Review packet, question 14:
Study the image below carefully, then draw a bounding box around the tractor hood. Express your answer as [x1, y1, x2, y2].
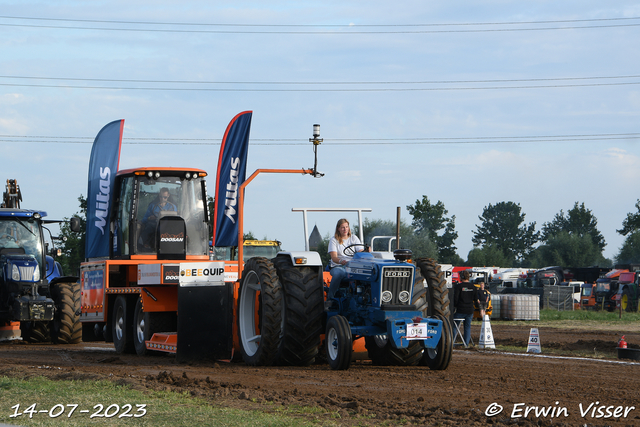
[1, 253, 40, 283]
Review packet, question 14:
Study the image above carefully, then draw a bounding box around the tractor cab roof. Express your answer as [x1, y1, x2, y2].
[0, 208, 47, 219]
[117, 167, 208, 178]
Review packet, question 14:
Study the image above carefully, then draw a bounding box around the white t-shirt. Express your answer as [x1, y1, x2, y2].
[328, 234, 362, 267]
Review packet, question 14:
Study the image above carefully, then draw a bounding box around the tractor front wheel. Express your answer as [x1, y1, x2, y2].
[237, 257, 283, 366]
[20, 321, 50, 343]
[420, 314, 453, 370]
[325, 315, 352, 370]
[51, 282, 82, 344]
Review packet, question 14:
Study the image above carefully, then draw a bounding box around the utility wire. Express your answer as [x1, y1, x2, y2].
[1, 14, 640, 33]
[0, 133, 637, 146]
[1, 15, 640, 27]
[1, 74, 639, 85]
[1, 22, 639, 34]
[1, 81, 639, 92]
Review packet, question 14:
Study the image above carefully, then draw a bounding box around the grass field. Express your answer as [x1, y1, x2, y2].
[0, 376, 330, 427]
[492, 308, 640, 332]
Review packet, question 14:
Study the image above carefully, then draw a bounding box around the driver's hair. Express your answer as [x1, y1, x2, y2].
[334, 218, 351, 244]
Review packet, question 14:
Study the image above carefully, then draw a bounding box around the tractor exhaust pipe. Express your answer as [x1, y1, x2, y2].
[396, 207, 401, 250]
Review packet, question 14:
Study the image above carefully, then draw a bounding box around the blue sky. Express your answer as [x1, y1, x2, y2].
[1, 1, 640, 262]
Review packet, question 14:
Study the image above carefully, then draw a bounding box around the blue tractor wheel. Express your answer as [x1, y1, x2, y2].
[420, 314, 453, 370]
[326, 315, 352, 370]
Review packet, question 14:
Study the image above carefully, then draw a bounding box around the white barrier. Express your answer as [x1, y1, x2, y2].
[527, 327, 541, 353]
[478, 315, 495, 349]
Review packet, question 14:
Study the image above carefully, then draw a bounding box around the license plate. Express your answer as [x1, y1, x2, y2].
[405, 323, 429, 340]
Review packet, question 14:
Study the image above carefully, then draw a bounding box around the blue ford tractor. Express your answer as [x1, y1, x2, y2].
[0, 208, 81, 343]
[324, 245, 453, 370]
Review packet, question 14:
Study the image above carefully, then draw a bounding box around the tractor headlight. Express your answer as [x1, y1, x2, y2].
[398, 291, 410, 304]
[381, 290, 392, 303]
[11, 264, 20, 281]
[33, 266, 40, 282]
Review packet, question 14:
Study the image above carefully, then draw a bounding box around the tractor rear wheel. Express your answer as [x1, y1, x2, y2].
[237, 257, 283, 366]
[419, 314, 453, 370]
[414, 258, 453, 369]
[51, 282, 82, 344]
[113, 295, 135, 354]
[364, 335, 423, 366]
[326, 315, 352, 370]
[414, 258, 451, 318]
[272, 254, 324, 366]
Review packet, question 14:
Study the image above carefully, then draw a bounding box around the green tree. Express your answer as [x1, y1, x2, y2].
[466, 244, 511, 267]
[315, 234, 331, 266]
[57, 195, 86, 276]
[617, 230, 640, 264]
[406, 196, 459, 263]
[618, 199, 640, 236]
[472, 201, 539, 264]
[529, 231, 609, 268]
[542, 202, 605, 251]
[356, 218, 438, 260]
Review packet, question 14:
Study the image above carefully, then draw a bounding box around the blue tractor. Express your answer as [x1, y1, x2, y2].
[324, 246, 453, 370]
[0, 208, 81, 343]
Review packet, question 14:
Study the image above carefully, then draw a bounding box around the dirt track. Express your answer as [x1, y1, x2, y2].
[1, 321, 640, 426]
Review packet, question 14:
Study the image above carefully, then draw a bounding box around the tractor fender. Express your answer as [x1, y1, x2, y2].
[277, 251, 323, 267]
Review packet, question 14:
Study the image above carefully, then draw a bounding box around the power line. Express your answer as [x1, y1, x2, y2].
[2, 15, 640, 28]
[2, 74, 639, 85]
[2, 81, 639, 92]
[1, 15, 640, 34]
[0, 132, 637, 146]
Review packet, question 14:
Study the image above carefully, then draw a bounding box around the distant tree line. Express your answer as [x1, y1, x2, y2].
[55, 195, 640, 275]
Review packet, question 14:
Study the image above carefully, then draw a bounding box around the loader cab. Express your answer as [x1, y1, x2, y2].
[111, 168, 210, 260]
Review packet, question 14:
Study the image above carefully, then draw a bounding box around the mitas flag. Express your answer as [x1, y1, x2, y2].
[212, 111, 252, 247]
[85, 119, 124, 259]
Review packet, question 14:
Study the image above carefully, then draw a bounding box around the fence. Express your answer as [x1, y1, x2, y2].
[543, 285, 574, 311]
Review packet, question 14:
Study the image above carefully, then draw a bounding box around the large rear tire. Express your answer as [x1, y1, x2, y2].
[272, 254, 324, 366]
[326, 315, 352, 370]
[112, 295, 135, 354]
[51, 282, 82, 344]
[237, 257, 283, 366]
[414, 258, 453, 369]
[414, 258, 451, 318]
[419, 314, 453, 370]
[364, 334, 423, 366]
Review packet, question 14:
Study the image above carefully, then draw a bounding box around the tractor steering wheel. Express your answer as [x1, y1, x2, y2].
[343, 243, 367, 257]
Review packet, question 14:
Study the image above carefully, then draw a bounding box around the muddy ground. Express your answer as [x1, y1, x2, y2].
[1, 321, 640, 426]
